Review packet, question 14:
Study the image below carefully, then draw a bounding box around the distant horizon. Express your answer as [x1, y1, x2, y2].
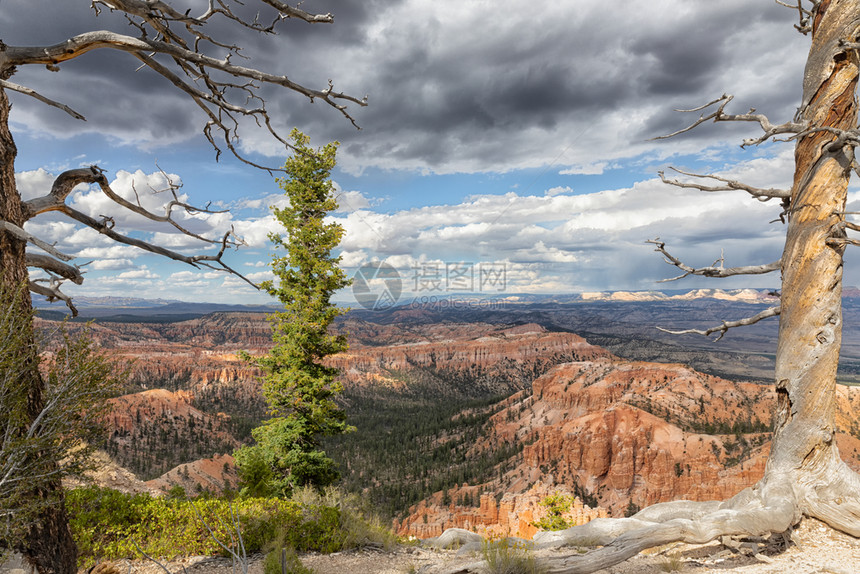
[32, 285, 802, 313]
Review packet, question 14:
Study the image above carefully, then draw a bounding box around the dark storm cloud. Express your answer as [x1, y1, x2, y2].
[318, 0, 805, 173]
[3, 0, 810, 174]
[1, 0, 385, 148]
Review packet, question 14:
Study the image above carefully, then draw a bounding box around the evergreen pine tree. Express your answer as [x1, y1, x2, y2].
[235, 129, 352, 497]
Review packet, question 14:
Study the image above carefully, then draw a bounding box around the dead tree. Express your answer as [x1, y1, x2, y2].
[0, 2, 364, 573]
[429, 1, 860, 572]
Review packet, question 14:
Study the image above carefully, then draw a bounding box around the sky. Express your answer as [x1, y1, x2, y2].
[5, 0, 856, 308]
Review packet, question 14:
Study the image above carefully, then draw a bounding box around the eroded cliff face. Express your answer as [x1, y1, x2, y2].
[146, 453, 238, 496]
[91, 318, 608, 482]
[504, 360, 773, 512]
[106, 389, 240, 479]
[396, 483, 607, 540]
[332, 323, 612, 396]
[396, 359, 860, 537]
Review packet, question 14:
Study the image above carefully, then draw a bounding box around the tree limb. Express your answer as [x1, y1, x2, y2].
[0, 0, 367, 170]
[25, 254, 83, 285]
[0, 221, 73, 261]
[647, 239, 782, 282]
[0, 80, 85, 121]
[651, 94, 807, 147]
[658, 167, 791, 200]
[775, 0, 820, 34]
[57, 203, 255, 285]
[27, 280, 77, 317]
[24, 167, 105, 218]
[17, 165, 258, 305]
[656, 305, 781, 341]
[0, 27, 367, 139]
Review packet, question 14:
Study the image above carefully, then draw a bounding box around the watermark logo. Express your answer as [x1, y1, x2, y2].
[352, 261, 508, 311]
[412, 262, 507, 293]
[352, 262, 402, 310]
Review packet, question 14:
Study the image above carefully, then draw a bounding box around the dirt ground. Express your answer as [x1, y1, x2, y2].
[2, 518, 858, 574]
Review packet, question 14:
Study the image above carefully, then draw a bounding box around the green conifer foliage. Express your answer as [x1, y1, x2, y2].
[236, 129, 352, 497]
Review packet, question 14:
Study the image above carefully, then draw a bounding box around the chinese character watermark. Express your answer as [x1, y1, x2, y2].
[352, 261, 507, 311]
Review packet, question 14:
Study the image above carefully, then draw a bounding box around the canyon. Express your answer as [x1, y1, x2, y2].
[39, 292, 860, 538]
[394, 359, 860, 538]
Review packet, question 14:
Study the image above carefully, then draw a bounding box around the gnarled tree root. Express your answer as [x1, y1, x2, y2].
[423, 462, 860, 574]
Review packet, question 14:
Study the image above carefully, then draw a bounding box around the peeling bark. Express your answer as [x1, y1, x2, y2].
[0, 85, 77, 574]
[771, 0, 860, 532]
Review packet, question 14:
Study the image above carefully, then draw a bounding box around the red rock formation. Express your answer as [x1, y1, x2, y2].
[481, 360, 777, 514]
[106, 389, 240, 479]
[146, 453, 238, 496]
[41, 312, 860, 529]
[399, 359, 860, 535]
[331, 324, 612, 394]
[396, 483, 607, 540]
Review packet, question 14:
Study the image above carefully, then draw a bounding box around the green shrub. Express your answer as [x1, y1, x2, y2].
[481, 539, 546, 574]
[68, 485, 398, 569]
[290, 486, 398, 550]
[531, 493, 576, 532]
[286, 505, 347, 553]
[67, 486, 303, 568]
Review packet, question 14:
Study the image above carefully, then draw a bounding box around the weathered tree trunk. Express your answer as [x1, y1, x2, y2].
[766, 0, 860, 534]
[0, 82, 78, 573]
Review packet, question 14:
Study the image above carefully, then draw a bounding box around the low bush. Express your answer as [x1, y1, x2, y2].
[290, 486, 398, 550]
[531, 493, 576, 532]
[69, 486, 302, 567]
[68, 485, 397, 569]
[481, 538, 546, 574]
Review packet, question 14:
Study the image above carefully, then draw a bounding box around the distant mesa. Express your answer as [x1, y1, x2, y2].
[32, 293, 278, 319]
[580, 288, 780, 303]
[31, 288, 790, 320]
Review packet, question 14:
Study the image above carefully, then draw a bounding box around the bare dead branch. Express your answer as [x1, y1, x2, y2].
[96, 167, 229, 244]
[132, 51, 285, 170]
[656, 305, 781, 341]
[0, 221, 73, 261]
[0, 23, 367, 158]
[129, 539, 174, 574]
[57, 204, 254, 285]
[27, 280, 77, 317]
[0, 80, 85, 121]
[647, 239, 782, 282]
[255, 0, 334, 23]
[17, 165, 258, 303]
[775, 0, 819, 34]
[652, 94, 806, 147]
[24, 167, 105, 218]
[827, 237, 860, 247]
[25, 254, 83, 285]
[0, 0, 369, 183]
[658, 167, 791, 201]
[190, 501, 249, 574]
[27, 164, 230, 246]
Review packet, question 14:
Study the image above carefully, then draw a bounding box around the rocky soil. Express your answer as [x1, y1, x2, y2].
[13, 518, 849, 574]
